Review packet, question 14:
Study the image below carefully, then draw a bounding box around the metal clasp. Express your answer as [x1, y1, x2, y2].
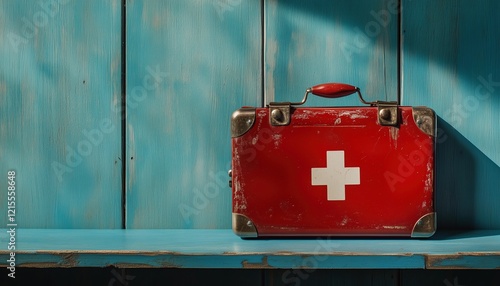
[376, 101, 399, 126]
[269, 102, 291, 126]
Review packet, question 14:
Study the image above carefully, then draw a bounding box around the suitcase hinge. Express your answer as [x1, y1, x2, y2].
[375, 101, 399, 126]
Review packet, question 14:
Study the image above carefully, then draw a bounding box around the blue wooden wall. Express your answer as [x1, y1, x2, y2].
[0, 0, 122, 228]
[1, 0, 499, 283]
[124, 0, 261, 229]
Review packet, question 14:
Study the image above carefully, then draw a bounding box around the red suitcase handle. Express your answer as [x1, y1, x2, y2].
[309, 83, 359, 98]
[293, 83, 371, 106]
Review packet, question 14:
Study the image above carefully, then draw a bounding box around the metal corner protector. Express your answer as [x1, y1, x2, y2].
[232, 213, 258, 238]
[411, 212, 437, 238]
[412, 107, 436, 137]
[231, 107, 256, 138]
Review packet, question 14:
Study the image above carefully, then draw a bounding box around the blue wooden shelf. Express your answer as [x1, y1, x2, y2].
[1, 229, 499, 269]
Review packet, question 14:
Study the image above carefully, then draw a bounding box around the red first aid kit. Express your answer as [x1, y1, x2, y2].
[230, 83, 436, 238]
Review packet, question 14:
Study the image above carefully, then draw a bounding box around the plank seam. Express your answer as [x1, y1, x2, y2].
[121, 0, 127, 229]
[398, 0, 403, 105]
[261, 0, 265, 107]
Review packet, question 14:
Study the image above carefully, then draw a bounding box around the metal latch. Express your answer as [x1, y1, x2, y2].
[376, 101, 399, 126]
[269, 102, 291, 126]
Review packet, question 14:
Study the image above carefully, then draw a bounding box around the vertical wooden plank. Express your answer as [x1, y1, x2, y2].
[125, 0, 261, 228]
[265, 0, 399, 106]
[402, 0, 500, 229]
[0, 0, 122, 228]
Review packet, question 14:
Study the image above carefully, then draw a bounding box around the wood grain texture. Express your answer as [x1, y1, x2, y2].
[125, 0, 261, 228]
[401, 0, 500, 229]
[265, 0, 399, 106]
[1, 229, 499, 269]
[0, 0, 122, 228]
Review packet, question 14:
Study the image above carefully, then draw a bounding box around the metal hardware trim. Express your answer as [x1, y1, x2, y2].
[232, 213, 258, 238]
[231, 107, 256, 138]
[411, 212, 437, 238]
[269, 103, 291, 126]
[412, 107, 436, 137]
[377, 103, 399, 126]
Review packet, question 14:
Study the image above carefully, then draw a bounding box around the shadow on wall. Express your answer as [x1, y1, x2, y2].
[275, 0, 500, 97]
[436, 117, 500, 229]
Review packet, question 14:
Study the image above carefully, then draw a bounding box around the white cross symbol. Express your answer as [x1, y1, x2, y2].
[311, 151, 360, 201]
